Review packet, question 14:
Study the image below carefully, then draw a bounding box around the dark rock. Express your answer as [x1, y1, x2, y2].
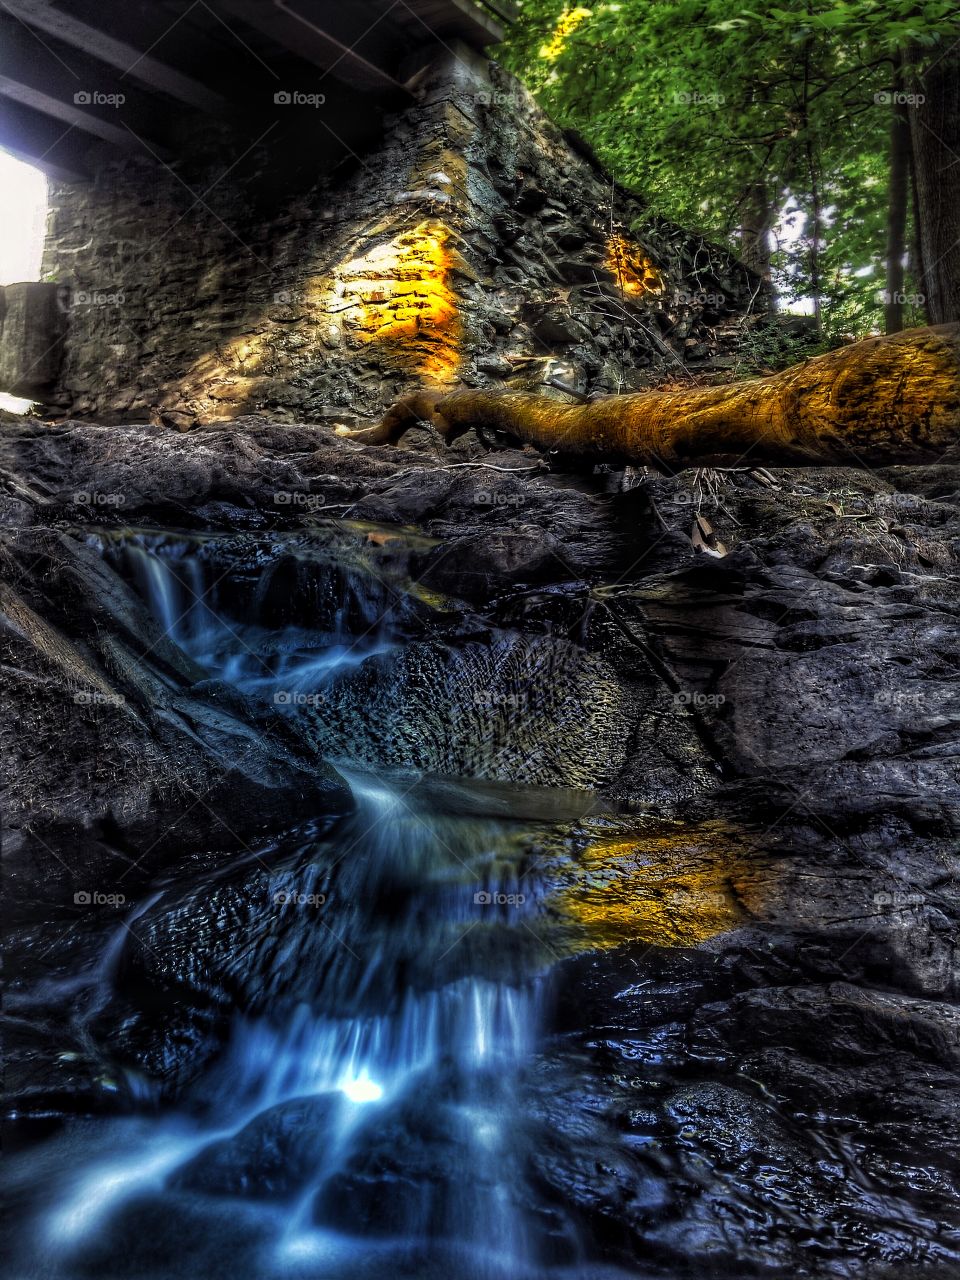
[522, 302, 592, 346]
[171, 1095, 344, 1198]
[0, 525, 351, 906]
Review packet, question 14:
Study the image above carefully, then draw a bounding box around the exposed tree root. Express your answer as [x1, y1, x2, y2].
[336, 325, 960, 469]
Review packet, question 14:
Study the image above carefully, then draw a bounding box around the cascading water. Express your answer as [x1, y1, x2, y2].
[105, 529, 400, 694]
[7, 527, 955, 1280]
[11, 529, 600, 1280]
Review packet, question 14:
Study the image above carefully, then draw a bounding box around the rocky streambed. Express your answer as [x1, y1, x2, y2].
[2, 414, 960, 1278]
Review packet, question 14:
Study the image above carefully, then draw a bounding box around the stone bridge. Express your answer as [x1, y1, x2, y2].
[0, 0, 511, 178]
[0, 0, 763, 424]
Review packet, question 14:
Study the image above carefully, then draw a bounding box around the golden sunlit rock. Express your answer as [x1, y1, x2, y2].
[173, 219, 464, 422]
[605, 234, 666, 297]
[340, 220, 462, 384]
[551, 820, 764, 951]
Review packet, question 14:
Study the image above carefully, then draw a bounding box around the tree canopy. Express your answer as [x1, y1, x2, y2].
[497, 1, 960, 338]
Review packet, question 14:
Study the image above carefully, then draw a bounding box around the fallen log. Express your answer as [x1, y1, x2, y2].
[337, 325, 960, 469]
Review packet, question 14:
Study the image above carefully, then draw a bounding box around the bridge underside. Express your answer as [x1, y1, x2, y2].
[0, 0, 510, 180]
[0, 0, 764, 423]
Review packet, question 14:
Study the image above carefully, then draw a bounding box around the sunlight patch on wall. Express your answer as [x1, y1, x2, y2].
[605, 234, 665, 298]
[171, 218, 464, 422]
[338, 220, 461, 383]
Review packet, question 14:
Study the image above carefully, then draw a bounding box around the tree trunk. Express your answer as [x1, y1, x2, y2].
[909, 132, 927, 322]
[884, 54, 911, 334]
[909, 47, 960, 324]
[806, 140, 824, 334]
[739, 179, 776, 289]
[339, 325, 960, 470]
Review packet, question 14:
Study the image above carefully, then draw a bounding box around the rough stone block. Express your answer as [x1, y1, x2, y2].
[0, 283, 65, 396]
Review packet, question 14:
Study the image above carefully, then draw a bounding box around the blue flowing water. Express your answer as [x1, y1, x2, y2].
[6, 530, 612, 1280]
[6, 529, 958, 1280]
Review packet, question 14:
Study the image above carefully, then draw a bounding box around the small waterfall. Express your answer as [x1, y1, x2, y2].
[92, 529, 399, 702]
[41, 774, 557, 1278]
[124, 541, 186, 639]
[26, 530, 577, 1280]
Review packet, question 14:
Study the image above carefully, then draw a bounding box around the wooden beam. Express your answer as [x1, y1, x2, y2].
[0, 97, 88, 178]
[0, 0, 227, 112]
[0, 75, 145, 148]
[218, 0, 410, 92]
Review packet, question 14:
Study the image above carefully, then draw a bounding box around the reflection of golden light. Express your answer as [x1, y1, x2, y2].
[340, 220, 461, 383]
[552, 821, 761, 951]
[605, 234, 665, 297]
[540, 7, 593, 60]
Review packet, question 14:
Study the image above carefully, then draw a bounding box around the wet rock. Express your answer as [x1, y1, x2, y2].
[302, 630, 712, 800]
[0, 527, 351, 906]
[417, 528, 569, 599]
[171, 1095, 344, 1198]
[4, 399, 960, 1278]
[315, 1092, 464, 1237]
[693, 982, 960, 1068]
[522, 301, 592, 346]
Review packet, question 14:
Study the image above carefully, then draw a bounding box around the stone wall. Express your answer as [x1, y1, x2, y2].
[35, 48, 766, 425]
[0, 282, 65, 396]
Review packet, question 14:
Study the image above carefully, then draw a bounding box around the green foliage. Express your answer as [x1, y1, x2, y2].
[498, 1, 959, 335]
[735, 319, 832, 374]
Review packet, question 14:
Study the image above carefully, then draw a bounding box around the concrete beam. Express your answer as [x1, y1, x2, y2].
[396, 0, 505, 45]
[0, 76, 148, 150]
[0, 283, 66, 397]
[0, 14, 176, 153]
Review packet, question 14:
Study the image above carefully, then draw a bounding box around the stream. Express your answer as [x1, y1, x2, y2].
[3, 526, 959, 1279]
